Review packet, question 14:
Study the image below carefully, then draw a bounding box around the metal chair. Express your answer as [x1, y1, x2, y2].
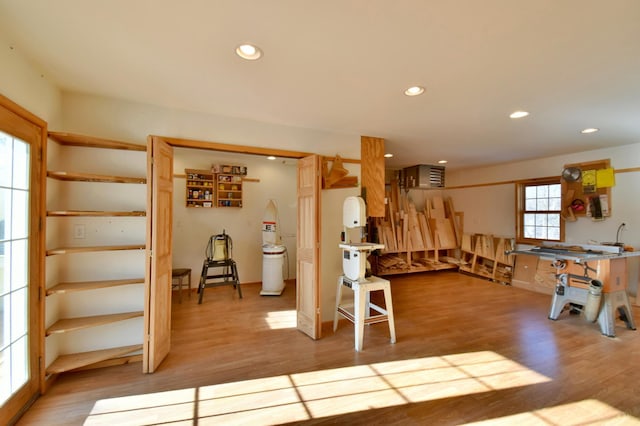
[198, 231, 241, 303]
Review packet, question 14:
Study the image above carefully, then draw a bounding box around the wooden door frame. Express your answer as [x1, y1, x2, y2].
[0, 94, 47, 424]
[144, 135, 329, 371]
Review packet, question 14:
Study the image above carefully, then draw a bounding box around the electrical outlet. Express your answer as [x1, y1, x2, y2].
[73, 224, 86, 239]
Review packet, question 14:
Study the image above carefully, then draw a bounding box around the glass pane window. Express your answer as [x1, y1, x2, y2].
[0, 131, 30, 406]
[519, 181, 562, 243]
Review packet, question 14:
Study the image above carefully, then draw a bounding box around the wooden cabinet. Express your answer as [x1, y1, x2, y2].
[185, 169, 214, 207]
[459, 234, 514, 284]
[45, 132, 146, 376]
[512, 255, 557, 294]
[216, 173, 243, 207]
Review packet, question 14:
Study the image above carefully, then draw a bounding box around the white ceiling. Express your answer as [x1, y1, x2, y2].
[1, 0, 639, 170]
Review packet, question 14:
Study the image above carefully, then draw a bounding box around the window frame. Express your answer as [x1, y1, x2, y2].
[515, 177, 565, 245]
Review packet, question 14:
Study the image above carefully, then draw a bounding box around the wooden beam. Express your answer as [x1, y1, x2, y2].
[361, 136, 385, 217]
[151, 135, 313, 159]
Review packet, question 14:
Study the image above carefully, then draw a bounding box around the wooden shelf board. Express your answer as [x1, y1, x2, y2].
[46, 244, 145, 256]
[47, 210, 146, 217]
[46, 311, 143, 335]
[49, 131, 146, 151]
[47, 171, 146, 184]
[46, 344, 143, 374]
[47, 278, 145, 295]
[378, 263, 457, 276]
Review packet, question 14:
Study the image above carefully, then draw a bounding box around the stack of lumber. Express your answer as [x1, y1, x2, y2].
[374, 180, 463, 274]
[459, 233, 515, 284]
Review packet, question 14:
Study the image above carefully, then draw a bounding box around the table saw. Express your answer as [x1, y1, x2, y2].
[510, 241, 639, 337]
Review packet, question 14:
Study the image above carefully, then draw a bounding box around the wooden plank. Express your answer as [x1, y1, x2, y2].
[46, 244, 145, 256]
[47, 278, 145, 295]
[431, 218, 457, 249]
[46, 345, 143, 374]
[49, 131, 146, 151]
[47, 171, 146, 184]
[429, 196, 446, 219]
[46, 311, 144, 335]
[47, 210, 146, 217]
[445, 198, 462, 244]
[418, 213, 434, 249]
[408, 204, 425, 251]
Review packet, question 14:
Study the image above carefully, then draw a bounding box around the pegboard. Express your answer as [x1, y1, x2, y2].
[561, 159, 612, 219]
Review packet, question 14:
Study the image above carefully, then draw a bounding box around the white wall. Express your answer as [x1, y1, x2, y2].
[0, 28, 62, 126]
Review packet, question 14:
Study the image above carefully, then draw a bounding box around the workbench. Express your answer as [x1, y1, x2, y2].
[510, 242, 639, 337]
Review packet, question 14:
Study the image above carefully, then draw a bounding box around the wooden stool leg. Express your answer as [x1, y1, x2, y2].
[333, 276, 344, 332]
[383, 286, 396, 344]
[187, 271, 191, 299]
[178, 277, 183, 304]
[354, 285, 366, 352]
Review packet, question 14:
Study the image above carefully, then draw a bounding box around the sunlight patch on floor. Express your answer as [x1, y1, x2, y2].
[84, 351, 552, 425]
[463, 399, 640, 425]
[263, 309, 296, 329]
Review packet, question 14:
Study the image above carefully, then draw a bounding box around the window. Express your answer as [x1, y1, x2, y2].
[516, 179, 564, 244]
[0, 132, 30, 407]
[0, 95, 44, 426]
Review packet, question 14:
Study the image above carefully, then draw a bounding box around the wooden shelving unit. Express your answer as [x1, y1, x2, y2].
[458, 234, 514, 284]
[45, 132, 147, 377]
[373, 182, 461, 275]
[216, 173, 243, 207]
[185, 169, 215, 207]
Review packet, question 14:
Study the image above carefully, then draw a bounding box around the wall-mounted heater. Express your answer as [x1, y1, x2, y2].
[403, 165, 445, 189]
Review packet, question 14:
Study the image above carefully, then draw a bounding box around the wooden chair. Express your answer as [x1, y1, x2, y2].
[171, 268, 192, 303]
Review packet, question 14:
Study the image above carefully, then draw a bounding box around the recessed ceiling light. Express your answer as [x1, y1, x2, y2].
[267, 156, 276, 160]
[581, 128, 599, 134]
[236, 43, 262, 60]
[404, 86, 425, 96]
[510, 111, 529, 119]
[384, 153, 393, 158]
[438, 160, 448, 164]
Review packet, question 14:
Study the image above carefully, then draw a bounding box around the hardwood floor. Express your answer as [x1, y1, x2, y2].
[17, 272, 640, 425]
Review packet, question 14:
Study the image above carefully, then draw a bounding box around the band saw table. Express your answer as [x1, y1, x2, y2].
[510, 241, 639, 337]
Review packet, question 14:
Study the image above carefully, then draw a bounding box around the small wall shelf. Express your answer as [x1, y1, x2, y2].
[185, 169, 215, 207]
[216, 173, 243, 207]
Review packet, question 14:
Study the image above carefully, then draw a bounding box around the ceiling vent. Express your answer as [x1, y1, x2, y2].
[403, 165, 445, 189]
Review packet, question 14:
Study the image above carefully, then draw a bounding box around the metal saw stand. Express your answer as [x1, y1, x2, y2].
[198, 258, 241, 303]
[549, 271, 636, 337]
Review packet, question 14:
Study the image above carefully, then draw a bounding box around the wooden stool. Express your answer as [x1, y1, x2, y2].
[333, 275, 396, 351]
[171, 268, 191, 303]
